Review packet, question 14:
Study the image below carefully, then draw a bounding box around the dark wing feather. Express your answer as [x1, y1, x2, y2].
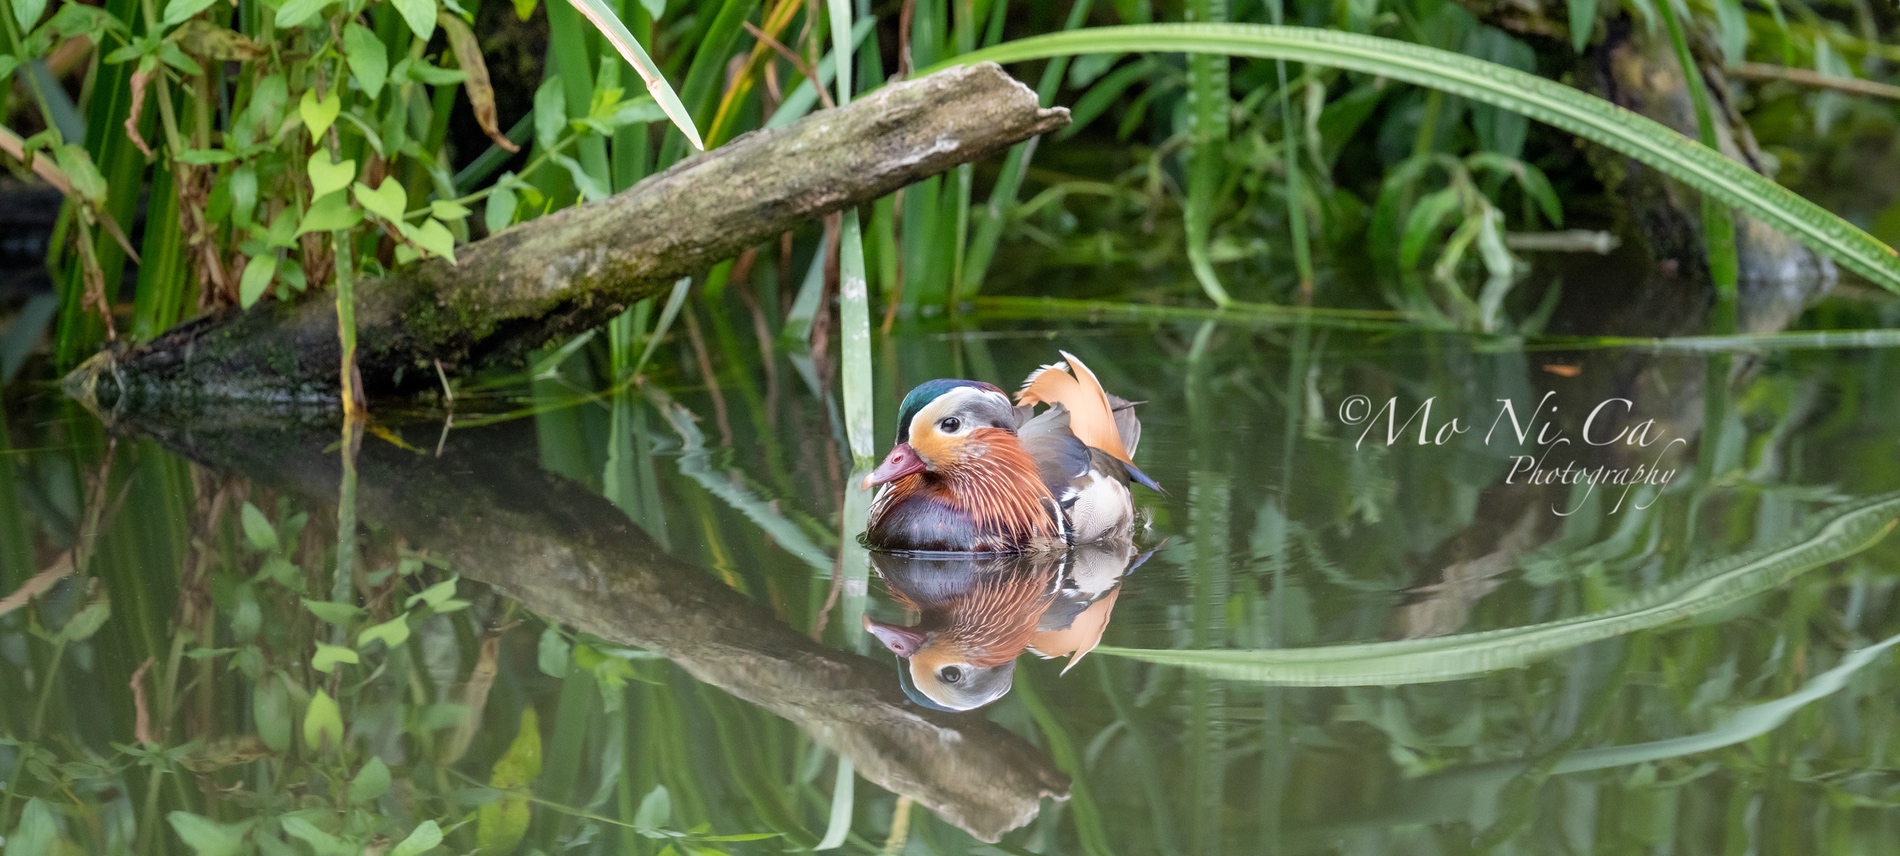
[1018, 405, 1092, 499]
[1106, 393, 1143, 458]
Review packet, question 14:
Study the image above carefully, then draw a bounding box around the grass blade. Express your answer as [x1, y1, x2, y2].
[564, 0, 703, 150]
[932, 24, 1900, 295]
[1097, 491, 1900, 685]
[633, 276, 694, 377]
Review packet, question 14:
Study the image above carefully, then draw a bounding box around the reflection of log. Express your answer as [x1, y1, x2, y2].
[64, 63, 1068, 414]
[142, 415, 1070, 843]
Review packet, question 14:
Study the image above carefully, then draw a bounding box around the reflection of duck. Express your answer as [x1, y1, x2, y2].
[863, 544, 1142, 711]
[862, 351, 1161, 553]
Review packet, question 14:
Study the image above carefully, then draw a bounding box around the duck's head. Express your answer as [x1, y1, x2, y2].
[862, 616, 1019, 711]
[863, 379, 1020, 488]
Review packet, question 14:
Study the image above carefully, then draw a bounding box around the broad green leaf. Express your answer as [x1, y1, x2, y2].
[237, 254, 277, 308]
[297, 192, 362, 235]
[60, 590, 111, 641]
[167, 812, 253, 856]
[404, 218, 458, 263]
[390, 820, 444, 856]
[941, 25, 1900, 294]
[537, 625, 571, 677]
[349, 757, 392, 804]
[254, 675, 291, 751]
[299, 88, 341, 142]
[477, 707, 541, 854]
[279, 816, 349, 856]
[1097, 491, 1900, 685]
[485, 173, 519, 233]
[12, 0, 47, 29]
[273, 0, 329, 29]
[633, 785, 671, 834]
[343, 23, 388, 99]
[10, 798, 58, 855]
[239, 502, 277, 551]
[53, 144, 108, 204]
[405, 575, 460, 609]
[533, 76, 567, 149]
[302, 599, 363, 626]
[307, 152, 355, 198]
[357, 614, 411, 650]
[1566, 0, 1597, 53]
[303, 688, 344, 750]
[1398, 189, 1463, 269]
[312, 642, 360, 673]
[159, 0, 219, 27]
[392, 0, 436, 41]
[174, 148, 237, 165]
[354, 179, 408, 223]
[512, 0, 536, 19]
[431, 199, 471, 220]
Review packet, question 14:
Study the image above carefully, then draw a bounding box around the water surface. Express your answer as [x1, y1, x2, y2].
[4, 302, 1900, 854]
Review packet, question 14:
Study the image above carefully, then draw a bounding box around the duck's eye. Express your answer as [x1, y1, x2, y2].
[939, 666, 964, 684]
[938, 417, 962, 434]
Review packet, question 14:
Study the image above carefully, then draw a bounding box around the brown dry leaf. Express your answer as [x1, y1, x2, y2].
[438, 13, 519, 153]
[124, 65, 155, 157]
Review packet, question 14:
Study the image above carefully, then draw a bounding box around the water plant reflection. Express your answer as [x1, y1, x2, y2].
[865, 544, 1144, 711]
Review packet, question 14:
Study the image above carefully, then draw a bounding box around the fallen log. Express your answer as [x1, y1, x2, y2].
[65, 63, 1068, 413]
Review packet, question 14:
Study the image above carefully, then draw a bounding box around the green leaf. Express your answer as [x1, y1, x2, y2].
[485, 172, 519, 233]
[60, 592, 111, 641]
[403, 218, 458, 263]
[939, 24, 1900, 294]
[254, 674, 291, 751]
[1566, 0, 1597, 53]
[166, 812, 253, 856]
[537, 625, 571, 677]
[52, 144, 108, 204]
[533, 76, 567, 150]
[348, 757, 392, 804]
[280, 816, 349, 856]
[302, 598, 364, 626]
[312, 642, 360, 673]
[1398, 188, 1463, 269]
[10, 798, 58, 856]
[273, 0, 329, 28]
[237, 253, 277, 308]
[512, 0, 536, 20]
[303, 688, 344, 750]
[343, 23, 389, 99]
[240, 504, 279, 552]
[297, 192, 362, 235]
[390, 820, 444, 856]
[430, 199, 471, 220]
[12, 0, 47, 29]
[299, 88, 341, 142]
[159, 0, 219, 26]
[354, 178, 408, 223]
[307, 152, 355, 198]
[405, 575, 459, 610]
[633, 785, 671, 834]
[477, 708, 541, 854]
[1098, 491, 1900, 685]
[392, 0, 436, 41]
[357, 613, 411, 650]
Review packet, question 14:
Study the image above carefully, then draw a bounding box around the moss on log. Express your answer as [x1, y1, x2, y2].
[66, 63, 1068, 413]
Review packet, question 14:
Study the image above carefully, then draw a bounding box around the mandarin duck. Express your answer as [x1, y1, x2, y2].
[861, 351, 1161, 553]
[863, 544, 1141, 711]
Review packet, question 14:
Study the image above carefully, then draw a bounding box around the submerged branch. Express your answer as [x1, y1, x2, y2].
[65, 63, 1068, 414]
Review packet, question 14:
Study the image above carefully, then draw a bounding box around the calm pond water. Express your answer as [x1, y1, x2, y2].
[4, 296, 1900, 855]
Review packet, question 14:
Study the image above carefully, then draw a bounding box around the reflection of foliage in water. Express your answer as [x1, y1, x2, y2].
[5, 312, 1900, 853]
